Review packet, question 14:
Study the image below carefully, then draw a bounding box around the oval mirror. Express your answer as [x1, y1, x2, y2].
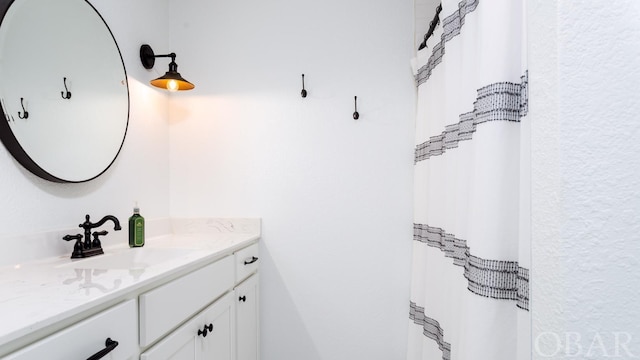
[0, 0, 129, 183]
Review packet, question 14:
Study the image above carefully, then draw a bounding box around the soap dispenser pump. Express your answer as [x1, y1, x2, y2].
[129, 202, 145, 247]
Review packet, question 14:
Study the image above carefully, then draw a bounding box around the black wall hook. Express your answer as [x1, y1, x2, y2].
[61, 77, 72, 99]
[353, 96, 359, 120]
[301, 74, 308, 98]
[18, 98, 28, 119]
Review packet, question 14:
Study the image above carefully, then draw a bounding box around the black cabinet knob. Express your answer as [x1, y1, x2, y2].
[239, 295, 247, 302]
[198, 323, 213, 337]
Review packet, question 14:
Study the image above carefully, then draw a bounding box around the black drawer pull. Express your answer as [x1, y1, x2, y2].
[239, 295, 247, 302]
[86, 338, 118, 360]
[198, 323, 213, 337]
[244, 256, 259, 265]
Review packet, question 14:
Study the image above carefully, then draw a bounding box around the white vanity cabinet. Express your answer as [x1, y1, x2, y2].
[139, 255, 236, 360]
[234, 242, 260, 360]
[139, 256, 235, 347]
[0, 235, 260, 360]
[140, 292, 235, 360]
[139, 241, 260, 360]
[4, 299, 137, 360]
[235, 274, 259, 360]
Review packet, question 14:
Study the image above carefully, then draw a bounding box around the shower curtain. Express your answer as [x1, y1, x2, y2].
[408, 1, 530, 359]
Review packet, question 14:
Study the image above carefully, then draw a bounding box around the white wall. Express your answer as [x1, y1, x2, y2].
[414, 0, 440, 49]
[530, 1, 640, 358]
[168, 0, 416, 359]
[0, 0, 171, 257]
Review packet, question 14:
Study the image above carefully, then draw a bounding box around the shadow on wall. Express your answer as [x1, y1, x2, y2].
[8, 155, 115, 199]
[259, 243, 322, 360]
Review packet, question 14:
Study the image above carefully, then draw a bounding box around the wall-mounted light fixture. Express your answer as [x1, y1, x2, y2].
[139, 44, 195, 91]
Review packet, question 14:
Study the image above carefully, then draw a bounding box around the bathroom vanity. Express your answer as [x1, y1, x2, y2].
[0, 219, 260, 360]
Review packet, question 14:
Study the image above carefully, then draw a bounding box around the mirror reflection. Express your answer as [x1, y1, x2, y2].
[0, 0, 129, 182]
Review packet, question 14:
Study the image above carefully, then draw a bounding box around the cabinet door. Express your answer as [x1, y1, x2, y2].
[235, 274, 259, 360]
[198, 292, 234, 360]
[141, 292, 235, 360]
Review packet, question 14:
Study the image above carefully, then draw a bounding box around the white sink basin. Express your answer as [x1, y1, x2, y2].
[56, 248, 197, 270]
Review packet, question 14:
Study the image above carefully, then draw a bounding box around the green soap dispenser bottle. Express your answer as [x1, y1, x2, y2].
[129, 203, 145, 247]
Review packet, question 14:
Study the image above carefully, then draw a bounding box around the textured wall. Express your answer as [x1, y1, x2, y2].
[0, 1, 171, 246]
[167, 0, 416, 359]
[530, 1, 640, 358]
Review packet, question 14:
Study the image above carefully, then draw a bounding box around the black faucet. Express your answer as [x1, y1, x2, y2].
[80, 215, 121, 249]
[63, 214, 121, 259]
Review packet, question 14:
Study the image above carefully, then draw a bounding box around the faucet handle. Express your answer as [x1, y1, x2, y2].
[92, 230, 108, 248]
[63, 234, 83, 242]
[63, 234, 84, 258]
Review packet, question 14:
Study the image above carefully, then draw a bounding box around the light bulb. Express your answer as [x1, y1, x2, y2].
[166, 79, 179, 92]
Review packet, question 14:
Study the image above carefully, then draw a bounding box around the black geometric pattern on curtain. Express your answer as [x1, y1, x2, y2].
[414, 0, 480, 87]
[415, 72, 529, 163]
[410, 301, 452, 360]
[413, 223, 530, 310]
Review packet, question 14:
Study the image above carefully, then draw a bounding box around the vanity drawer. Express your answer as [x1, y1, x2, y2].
[139, 255, 234, 347]
[5, 299, 137, 360]
[235, 243, 260, 283]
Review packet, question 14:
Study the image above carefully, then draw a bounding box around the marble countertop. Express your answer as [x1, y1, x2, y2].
[0, 218, 260, 352]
